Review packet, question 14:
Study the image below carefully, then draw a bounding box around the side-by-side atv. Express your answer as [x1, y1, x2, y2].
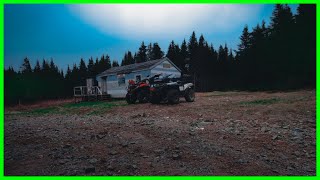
[149, 74, 195, 104]
[125, 74, 160, 104]
[125, 79, 150, 104]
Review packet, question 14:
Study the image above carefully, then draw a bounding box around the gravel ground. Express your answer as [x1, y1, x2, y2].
[4, 90, 316, 175]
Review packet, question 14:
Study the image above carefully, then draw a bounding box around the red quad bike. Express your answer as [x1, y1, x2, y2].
[125, 78, 151, 104]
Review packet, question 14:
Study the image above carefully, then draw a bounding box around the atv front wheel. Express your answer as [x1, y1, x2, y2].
[185, 88, 195, 102]
[126, 93, 137, 104]
[150, 95, 161, 104]
[168, 89, 180, 104]
[138, 90, 149, 103]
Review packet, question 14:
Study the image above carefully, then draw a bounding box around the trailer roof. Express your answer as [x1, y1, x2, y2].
[97, 57, 180, 77]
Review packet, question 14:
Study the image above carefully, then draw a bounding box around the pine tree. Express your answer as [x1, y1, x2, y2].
[121, 51, 135, 66]
[121, 52, 128, 66]
[166, 41, 181, 69]
[237, 25, 251, 60]
[97, 54, 111, 73]
[180, 39, 189, 71]
[79, 58, 87, 82]
[188, 31, 198, 73]
[228, 49, 234, 61]
[270, 4, 294, 35]
[210, 43, 218, 62]
[34, 60, 41, 73]
[42, 59, 50, 74]
[127, 51, 135, 64]
[166, 41, 176, 61]
[49, 59, 59, 75]
[151, 43, 164, 60]
[180, 39, 188, 59]
[87, 57, 95, 77]
[94, 57, 99, 74]
[65, 65, 72, 80]
[112, 60, 119, 67]
[218, 45, 225, 62]
[21, 57, 32, 74]
[223, 44, 229, 62]
[198, 34, 205, 47]
[188, 31, 198, 55]
[136, 41, 147, 63]
[295, 4, 316, 86]
[146, 43, 153, 61]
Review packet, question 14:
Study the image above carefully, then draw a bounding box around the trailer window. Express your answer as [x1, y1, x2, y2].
[118, 77, 125, 86]
[136, 75, 141, 82]
[163, 63, 171, 68]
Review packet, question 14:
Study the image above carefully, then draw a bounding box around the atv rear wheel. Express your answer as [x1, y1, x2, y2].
[138, 94, 149, 103]
[138, 90, 149, 103]
[126, 93, 137, 104]
[150, 96, 161, 104]
[185, 88, 195, 102]
[168, 89, 180, 104]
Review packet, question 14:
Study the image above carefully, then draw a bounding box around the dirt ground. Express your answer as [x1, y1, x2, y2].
[4, 90, 316, 176]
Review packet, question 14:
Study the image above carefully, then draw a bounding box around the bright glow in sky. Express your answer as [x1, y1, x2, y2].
[69, 4, 262, 40]
[5, 4, 298, 71]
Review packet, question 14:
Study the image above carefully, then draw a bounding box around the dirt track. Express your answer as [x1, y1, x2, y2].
[4, 90, 316, 175]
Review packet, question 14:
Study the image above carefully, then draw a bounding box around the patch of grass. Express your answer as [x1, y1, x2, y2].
[63, 100, 128, 115]
[240, 98, 281, 105]
[21, 100, 128, 116]
[205, 91, 250, 97]
[63, 100, 127, 109]
[28, 107, 59, 115]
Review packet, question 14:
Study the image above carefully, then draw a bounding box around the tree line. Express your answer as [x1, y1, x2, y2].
[4, 4, 316, 105]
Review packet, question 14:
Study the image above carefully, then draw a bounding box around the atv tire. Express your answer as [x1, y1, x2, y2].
[185, 88, 195, 102]
[150, 95, 161, 104]
[168, 89, 180, 104]
[138, 90, 149, 103]
[126, 93, 137, 104]
[138, 93, 149, 103]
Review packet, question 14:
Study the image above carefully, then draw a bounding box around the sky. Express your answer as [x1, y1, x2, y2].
[4, 4, 298, 71]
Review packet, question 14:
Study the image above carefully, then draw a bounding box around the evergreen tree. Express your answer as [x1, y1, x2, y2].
[97, 54, 111, 73]
[65, 65, 72, 80]
[87, 57, 95, 77]
[188, 31, 198, 55]
[112, 60, 119, 67]
[34, 60, 41, 73]
[42, 59, 50, 73]
[166, 41, 176, 61]
[223, 44, 229, 62]
[146, 43, 153, 61]
[136, 41, 147, 63]
[166, 41, 182, 70]
[151, 43, 164, 60]
[78, 58, 87, 83]
[236, 25, 251, 60]
[49, 59, 59, 75]
[121, 51, 135, 66]
[121, 52, 128, 66]
[295, 4, 316, 86]
[21, 57, 32, 74]
[218, 45, 225, 62]
[180, 39, 189, 68]
[127, 51, 135, 64]
[210, 43, 218, 62]
[228, 49, 234, 61]
[188, 31, 198, 73]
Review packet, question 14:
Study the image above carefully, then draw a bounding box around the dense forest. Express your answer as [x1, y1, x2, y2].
[4, 4, 316, 105]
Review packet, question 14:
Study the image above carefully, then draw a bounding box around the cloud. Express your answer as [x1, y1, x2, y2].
[69, 4, 262, 40]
